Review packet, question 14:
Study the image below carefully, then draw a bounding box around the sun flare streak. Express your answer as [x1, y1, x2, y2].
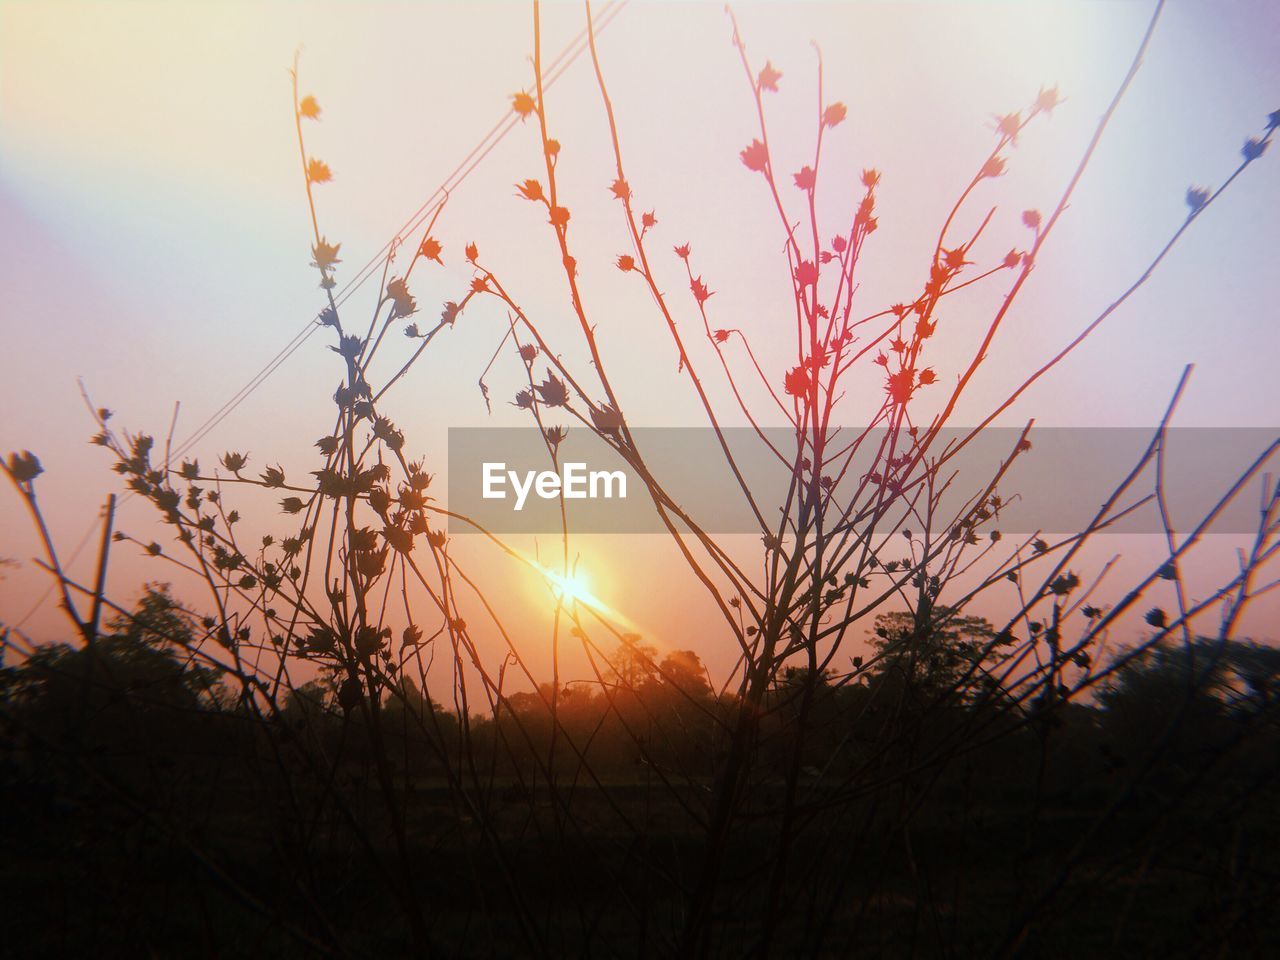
[523, 558, 640, 634]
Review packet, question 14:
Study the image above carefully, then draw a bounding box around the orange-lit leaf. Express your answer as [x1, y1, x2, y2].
[419, 237, 443, 264]
[758, 61, 782, 92]
[511, 91, 536, 118]
[307, 158, 332, 184]
[740, 139, 768, 172]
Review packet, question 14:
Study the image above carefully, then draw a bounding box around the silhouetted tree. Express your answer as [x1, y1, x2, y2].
[867, 607, 1005, 705]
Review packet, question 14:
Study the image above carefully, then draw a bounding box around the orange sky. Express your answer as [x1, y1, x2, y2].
[2, 1, 1278, 689]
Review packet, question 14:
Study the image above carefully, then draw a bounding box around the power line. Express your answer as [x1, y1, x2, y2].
[7, 510, 102, 632]
[170, 0, 627, 461]
[8, 2, 628, 634]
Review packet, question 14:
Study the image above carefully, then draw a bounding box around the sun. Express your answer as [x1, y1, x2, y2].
[544, 567, 598, 609]
[536, 563, 622, 619]
[514, 550, 639, 631]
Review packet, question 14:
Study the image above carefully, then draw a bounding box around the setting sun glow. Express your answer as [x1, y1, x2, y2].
[542, 566, 603, 611]
[530, 561, 638, 632]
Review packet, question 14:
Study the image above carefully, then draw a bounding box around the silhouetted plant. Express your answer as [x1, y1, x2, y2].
[4, 3, 1279, 957]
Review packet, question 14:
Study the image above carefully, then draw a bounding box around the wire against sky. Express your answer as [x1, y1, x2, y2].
[9, 1, 629, 633]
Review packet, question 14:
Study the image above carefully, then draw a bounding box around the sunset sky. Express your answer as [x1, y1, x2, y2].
[2, 0, 1277, 687]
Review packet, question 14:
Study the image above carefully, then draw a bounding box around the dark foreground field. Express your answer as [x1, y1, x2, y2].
[2, 632, 1277, 959]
